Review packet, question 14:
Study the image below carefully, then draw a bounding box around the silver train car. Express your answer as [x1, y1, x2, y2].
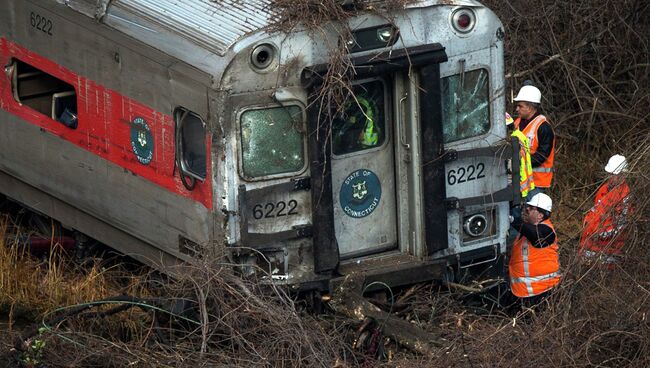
[0, 0, 516, 290]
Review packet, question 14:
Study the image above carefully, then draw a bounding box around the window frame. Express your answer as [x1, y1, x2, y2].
[439, 66, 493, 145]
[9, 58, 79, 129]
[236, 102, 308, 182]
[174, 107, 208, 182]
[331, 77, 391, 159]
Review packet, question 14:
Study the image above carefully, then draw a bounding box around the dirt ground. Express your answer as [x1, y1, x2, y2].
[1, 0, 649, 367]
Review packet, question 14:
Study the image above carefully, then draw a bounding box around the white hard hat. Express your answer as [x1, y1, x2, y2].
[604, 154, 627, 174]
[513, 85, 542, 104]
[526, 193, 552, 212]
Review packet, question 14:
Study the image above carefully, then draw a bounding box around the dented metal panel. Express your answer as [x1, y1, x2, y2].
[109, 0, 275, 55]
[2, 0, 511, 288]
[55, 0, 112, 19]
[410, 0, 484, 7]
[54, 0, 480, 58]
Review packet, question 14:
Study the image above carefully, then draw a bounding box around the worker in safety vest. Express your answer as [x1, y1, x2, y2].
[506, 112, 535, 200]
[334, 95, 379, 152]
[579, 154, 633, 268]
[355, 96, 379, 147]
[509, 193, 560, 306]
[513, 85, 555, 191]
[506, 112, 535, 246]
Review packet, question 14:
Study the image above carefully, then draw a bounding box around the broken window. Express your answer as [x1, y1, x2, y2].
[332, 80, 386, 155]
[175, 108, 207, 180]
[10, 59, 78, 128]
[441, 68, 490, 143]
[240, 105, 304, 179]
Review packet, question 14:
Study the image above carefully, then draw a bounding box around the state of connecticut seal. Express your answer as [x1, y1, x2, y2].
[339, 169, 381, 218]
[130, 117, 154, 165]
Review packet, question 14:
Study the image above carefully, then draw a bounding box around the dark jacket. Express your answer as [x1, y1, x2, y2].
[512, 216, 556, 248]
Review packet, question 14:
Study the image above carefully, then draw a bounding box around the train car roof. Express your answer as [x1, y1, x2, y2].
[58, 0, 483, 57]
[110, 0, 275, 56]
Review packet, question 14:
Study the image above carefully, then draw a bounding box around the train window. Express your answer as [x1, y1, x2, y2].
[332, 80, 386, 155]
[240, 105, 304, 178]
[9, 59, 78, 129]
[441, 68, 490, 143]
[175, 109, 207, 180]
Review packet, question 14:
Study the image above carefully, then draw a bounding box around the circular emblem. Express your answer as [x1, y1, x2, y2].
[339, 169, 382, 218]
[130, 117, 154, 165]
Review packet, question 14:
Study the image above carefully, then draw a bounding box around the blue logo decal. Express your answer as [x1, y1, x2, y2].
[130, 117, 153, 165]
[340, 169, 381, 218]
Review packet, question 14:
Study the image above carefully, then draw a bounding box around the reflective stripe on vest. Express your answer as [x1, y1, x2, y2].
[511, 271, 561, 285]
[520, 164, 535, 197]
[579, 180, 632, 259]
[509, 219, 560, 298]
[511, 129, 535, 198]
[515, 115, 555, 187]
[581, 250, 618, 264]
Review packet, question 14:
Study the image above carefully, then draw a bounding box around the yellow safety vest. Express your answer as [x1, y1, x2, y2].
[356, 97, 378, 147]
[515, 115, 555, 188]
[511, 129, 535, 198]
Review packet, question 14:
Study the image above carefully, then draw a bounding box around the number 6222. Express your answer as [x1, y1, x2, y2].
[447, 163, 486, 186]
[252, 200, 299, 220]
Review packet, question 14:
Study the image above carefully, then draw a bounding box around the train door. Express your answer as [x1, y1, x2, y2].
[307, 45, 449, 273]
[330, 78, 397, 258]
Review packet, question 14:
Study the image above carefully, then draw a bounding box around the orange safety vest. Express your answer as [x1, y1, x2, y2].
[579, 179, 632, 265]
[509, 219, 560, 298]
[515, 115, 555, 188]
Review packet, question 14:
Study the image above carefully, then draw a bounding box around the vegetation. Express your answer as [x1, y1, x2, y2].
[1, 0, 649, 367]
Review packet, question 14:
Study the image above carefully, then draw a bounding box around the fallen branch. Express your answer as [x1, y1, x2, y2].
[329, 273, 442, 357]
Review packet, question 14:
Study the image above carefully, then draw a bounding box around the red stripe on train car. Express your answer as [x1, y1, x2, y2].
[0, 39, 212, 209]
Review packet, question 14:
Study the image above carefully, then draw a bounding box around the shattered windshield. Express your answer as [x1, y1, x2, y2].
[240, 105, 304, 178]
[441, 69, 490, 143]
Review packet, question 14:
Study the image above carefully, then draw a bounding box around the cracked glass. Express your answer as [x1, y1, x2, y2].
[441, 69, 490, 143]
[240, 105, 304, 178]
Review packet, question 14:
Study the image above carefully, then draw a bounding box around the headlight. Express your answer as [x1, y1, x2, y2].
[462, 209, 496, 243]
[376, 26, 394, 43]
[464, 214, 488, 237]
[345, 25, 399, 53]
[250, 43, 276, 70]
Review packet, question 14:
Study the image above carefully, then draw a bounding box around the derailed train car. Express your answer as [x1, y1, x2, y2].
[0, 0, 518, 291]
